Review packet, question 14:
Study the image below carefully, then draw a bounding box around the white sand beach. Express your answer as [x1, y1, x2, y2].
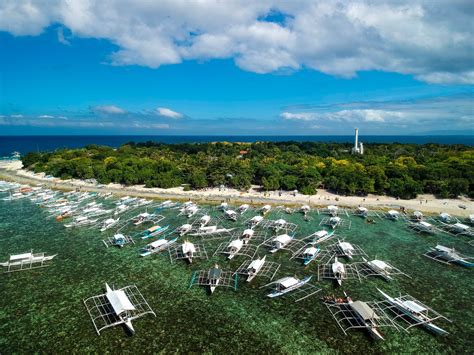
[1, 160, 472, 217]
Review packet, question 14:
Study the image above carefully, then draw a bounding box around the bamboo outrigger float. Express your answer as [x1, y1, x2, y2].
[261, 275, 321, 302]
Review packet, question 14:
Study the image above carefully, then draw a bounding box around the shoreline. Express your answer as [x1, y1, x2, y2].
[0, 161, 472, 217]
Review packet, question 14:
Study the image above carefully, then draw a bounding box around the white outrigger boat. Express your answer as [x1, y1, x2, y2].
[181, 240, 197, 263]
[378, 288, 450, 335]
[330, 216, 343, 229]
[103, 233, 134, 248]
[260, 205, 271, 215]
[355, 206, 368, 218]
[308, 230, 334, 244]
[114, 204, 130, 216]
[177, 223, 193, 236]
[263, 275, 320, 302]
[271, 219, 288, 232]
[244, 256, 266, 282]
[412, 211, 423, 221]
[238, 204, 249, 214]
[332, 257, 346, 286]
[361, 257, 405, 281]
[300, 245, 321, 266]
[327, 205, 339, 216]
[386, 210, 399, 220]
[140, 237, 177, 257]
[337, 240, 356, 259]
[132, 212, 154, 226]
[224, 209, 238, 221]
[84, 283, 156, 335]
[409, 221, 435, 234]
[423, 245, 474, 267]
[224, 239, 244, 260]
[189, 225, 234, 237]
[100, 217, 120, 232]
[1, 250, 57, 272]
[269, 234, 293, 253]
[199, 215, 211, 227]
[185, 205, 199, 218]
[64, 216, 98, 228]
[439, 212, 452, 223]
[300, 205, 311, 214]
[241, 228, 254, 244]
[219, 202, 228, 211]
[248, 215, 264, 227]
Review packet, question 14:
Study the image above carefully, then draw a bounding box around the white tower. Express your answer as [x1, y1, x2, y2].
[354, 128, 359, 151]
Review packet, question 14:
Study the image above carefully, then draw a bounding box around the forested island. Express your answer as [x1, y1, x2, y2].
[21, 141, 473, 199]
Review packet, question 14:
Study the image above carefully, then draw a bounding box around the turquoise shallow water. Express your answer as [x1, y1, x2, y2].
[0, 196, 473, 354]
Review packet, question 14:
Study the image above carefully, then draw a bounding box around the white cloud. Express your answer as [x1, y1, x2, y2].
[156, 107, 183, 119]
[10, 114, 23, 118]
[56, 27, 70, 45]
[39, 114, 54, 118]
[92, 105, 126, 114]
[0, 0, 472, 84]
[280, 112, 316, 121]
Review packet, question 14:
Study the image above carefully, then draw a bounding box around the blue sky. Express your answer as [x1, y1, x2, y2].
[0, 1, 473, 135]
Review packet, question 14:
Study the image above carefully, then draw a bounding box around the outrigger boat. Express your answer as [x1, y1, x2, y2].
[132, 213, 154, 226]
[245, 255, 267, 282]
[181, 240, 197, 263]
[199, 215, 211, 227]
[271, 219, 288, 232]
[386, 210, 399, 220]
[140, 237, 177, 257]
[347, 296, 385, 340]
[378, 289, 450, 335]
[439, 212, 452, 223]
[177, 223, 193, 236]
[265, 275, 313, 298]
[300, 205, 311, 214]
[308, 230, 334, 244]
[64, 216, 98, 228]
[1, 250, 57, 272]
[141, 225, 169, 239]
[337, 240, 356, 259]
[300, 245, 321, 265]
[355, 206, 368, 218]
[238, 204, 249, 214]
[100, 218, 120, 232]
[269, 234, 293, 253]
[241, 228, 254, 244]
[114, 204, 130, 216]
[332, 257, 346, 286]
[248, 215, 263, 227]
[225, 209, 238, 221]
[209, 264, 222, 293]
[110, 234, 128, 248]
[424, 245, 474, 267]
[361, 257, 399, 281]
[225, 239, 244, 259]
[189, 225, 234, 237]
[260, 205, 271, 215]
[219, 202, 228, 211]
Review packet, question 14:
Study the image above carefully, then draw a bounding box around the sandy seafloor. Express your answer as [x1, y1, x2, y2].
[0, 196, 473, 354]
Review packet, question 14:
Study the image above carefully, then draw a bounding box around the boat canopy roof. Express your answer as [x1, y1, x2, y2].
[402, 300, 426, 313]
[453, 223, 469, 230]
[357, 206, 368, 212]
[435, 245, 454, 253]
[209, 267, 222, 279]
[113, 234, 125, 240]
[229, 239, 243, 249]
[106, 284, 136, 315]
[328, 205, 338, 210]
[274, 234, 292, 243]
[370, 259, 389, 269]
[149, 239, 168, 248]
[339, 241, 354, 251]
[419, 221, 433, 227]
[251, 215, 263, 222]
[440, 212, 450, 218]
[413, 211, 423, 217]
[182, 241, 196, 254]
[315, 230, 328, 237]
[350, 301, 379, 320]
[147, 225, 160, 233]
[278, 276, 298, 288]
[388, 210, 399, 215]
[243, 228, 254, 236]
[225, 210, 237, 216]
[10, 252, 33, 261]
[304, 247, 318, 255]
[330, 217, 341, 222]
[248, 257, 265, 270]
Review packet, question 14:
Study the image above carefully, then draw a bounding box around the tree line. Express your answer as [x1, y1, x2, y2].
[21, 141, 474, 199]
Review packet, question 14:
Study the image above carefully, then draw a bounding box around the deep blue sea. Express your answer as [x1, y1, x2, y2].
[0, 135, 473, 156]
